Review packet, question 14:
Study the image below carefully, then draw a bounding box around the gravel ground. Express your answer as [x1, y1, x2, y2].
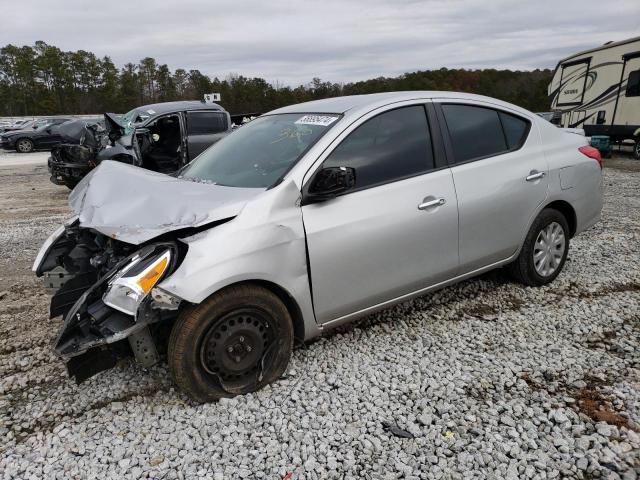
[0, 151, 638, 480]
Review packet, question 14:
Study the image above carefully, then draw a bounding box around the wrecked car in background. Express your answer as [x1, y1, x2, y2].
[48, 101, 232, 188]
[48, 118, 107, 189]
[34, 92, 603, 402]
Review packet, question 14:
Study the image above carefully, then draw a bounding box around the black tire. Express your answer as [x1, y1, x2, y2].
[16, 138, 34, 153]
[168, 284, 293, 402]
[508, 209, 570, 286]
[634, 139, 640, 160]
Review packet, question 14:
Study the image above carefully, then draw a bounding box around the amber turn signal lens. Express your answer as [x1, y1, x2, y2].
[137, 256, 169, 294]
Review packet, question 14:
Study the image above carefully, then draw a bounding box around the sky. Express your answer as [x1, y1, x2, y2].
[1, 0, 638, 86]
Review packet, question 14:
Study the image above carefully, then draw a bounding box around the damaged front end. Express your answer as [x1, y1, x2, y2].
[48, 119, 107, 189]
[33, 219, 183, 383]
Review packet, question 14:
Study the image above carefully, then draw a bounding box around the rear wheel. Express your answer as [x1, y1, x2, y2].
[634, 138, 640, 160]
[508, 209, 569, 286]
[16, 138, 34, 153]
[168, 284, 293, 402]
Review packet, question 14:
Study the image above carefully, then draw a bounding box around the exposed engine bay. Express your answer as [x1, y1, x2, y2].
[34, 219, 184, 383]
[48, 119, 107, 189]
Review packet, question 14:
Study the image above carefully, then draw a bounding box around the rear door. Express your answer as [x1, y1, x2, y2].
[302, 103, 459, 324]
[436, 101, 548, 273]
[185, 111, 229, 159]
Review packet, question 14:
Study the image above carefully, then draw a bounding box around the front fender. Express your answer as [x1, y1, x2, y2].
[159, 180, 320, 340]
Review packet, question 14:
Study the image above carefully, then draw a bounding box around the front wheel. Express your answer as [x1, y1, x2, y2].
[168, 284, 294, 402]
[16, 138, 34, 153]
[634, 138, 640, 160]
[508, 209, 569, 286]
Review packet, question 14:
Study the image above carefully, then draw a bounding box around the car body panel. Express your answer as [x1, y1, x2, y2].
[68, 160, 263, 244]
[302, 169, 459, 323]
[158, 179, 321, 340]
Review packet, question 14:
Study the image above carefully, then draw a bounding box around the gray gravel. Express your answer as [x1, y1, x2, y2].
[0, 154, 639, 479]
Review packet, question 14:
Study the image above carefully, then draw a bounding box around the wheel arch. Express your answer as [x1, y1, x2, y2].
[543, 200, 577, 237]
[15, 137, 34, 150]
[187, 279, 308, 347]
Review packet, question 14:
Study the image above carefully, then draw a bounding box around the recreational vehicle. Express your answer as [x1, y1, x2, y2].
[548, 36, 640, 158]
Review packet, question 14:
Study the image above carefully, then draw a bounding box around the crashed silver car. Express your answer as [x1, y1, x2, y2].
[34, 92, 603, 401]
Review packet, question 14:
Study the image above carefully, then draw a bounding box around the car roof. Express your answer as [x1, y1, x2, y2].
[267, 91, 533, 118]
[135, 101, 225, 116]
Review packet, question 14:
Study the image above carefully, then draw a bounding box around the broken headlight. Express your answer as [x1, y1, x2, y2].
[103, 249, 172, 316]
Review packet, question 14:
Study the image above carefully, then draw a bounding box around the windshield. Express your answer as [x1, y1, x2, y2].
[33, 120, 51, 129]
[180, 113, 340, 188]
[120, 108, 151, 134]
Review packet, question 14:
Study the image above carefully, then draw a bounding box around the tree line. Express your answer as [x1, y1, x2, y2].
[0, 41, 553, 117]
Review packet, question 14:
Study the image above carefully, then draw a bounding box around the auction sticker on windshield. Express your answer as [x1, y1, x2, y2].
[295, 115, 339, 126]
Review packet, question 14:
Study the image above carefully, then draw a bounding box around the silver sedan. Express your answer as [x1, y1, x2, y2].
[34, 92, 603, 401]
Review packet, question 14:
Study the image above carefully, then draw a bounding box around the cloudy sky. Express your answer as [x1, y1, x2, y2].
[1, 0, 638, 85]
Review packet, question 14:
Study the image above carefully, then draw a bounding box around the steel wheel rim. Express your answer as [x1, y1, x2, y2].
[533, 221, 565, 277]
[17, 140, 31, 152]
[199, 308, 275, 385]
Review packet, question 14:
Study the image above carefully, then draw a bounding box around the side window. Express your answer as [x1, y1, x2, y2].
[186, 111, 228, 135]
[499, 112, 529, 149]
[442, 104, 530, 163]
[626, 70, 640, 97]
[323, 105, 434, 190]
[442, 104, 506, 163]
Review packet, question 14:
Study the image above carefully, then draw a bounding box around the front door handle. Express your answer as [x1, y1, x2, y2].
[418, 197, 446, 210]
[526, 170, 546, 182]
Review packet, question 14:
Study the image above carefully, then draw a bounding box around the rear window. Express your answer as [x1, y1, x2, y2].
[187, 111, 228, 135]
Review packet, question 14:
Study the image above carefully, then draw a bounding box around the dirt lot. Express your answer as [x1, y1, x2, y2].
[0, 151, 638, 479]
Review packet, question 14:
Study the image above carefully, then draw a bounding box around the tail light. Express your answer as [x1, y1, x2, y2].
[579, 146, 602, 169]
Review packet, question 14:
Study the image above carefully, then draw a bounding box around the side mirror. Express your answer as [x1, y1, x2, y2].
[304, 166, 356, 204]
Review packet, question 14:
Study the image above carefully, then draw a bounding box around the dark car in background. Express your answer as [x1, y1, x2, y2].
[48, 100, 231, 188]
[0, 118, 72, 152]
[48, 118, 107, 189]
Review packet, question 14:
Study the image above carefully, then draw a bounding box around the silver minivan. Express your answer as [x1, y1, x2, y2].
[34, 92, 603, 401]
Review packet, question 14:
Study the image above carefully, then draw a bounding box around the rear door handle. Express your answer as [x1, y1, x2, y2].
[418, 197, 446, 210]
[526, 170, 546, 182]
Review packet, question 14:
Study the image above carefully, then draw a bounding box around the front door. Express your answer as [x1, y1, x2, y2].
[302, 104, 459, 324]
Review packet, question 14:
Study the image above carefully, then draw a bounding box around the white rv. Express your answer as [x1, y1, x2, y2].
[549, 36, 640, 158]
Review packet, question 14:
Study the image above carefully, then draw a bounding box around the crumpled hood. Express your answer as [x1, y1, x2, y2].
[69, 161, 263, 244]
